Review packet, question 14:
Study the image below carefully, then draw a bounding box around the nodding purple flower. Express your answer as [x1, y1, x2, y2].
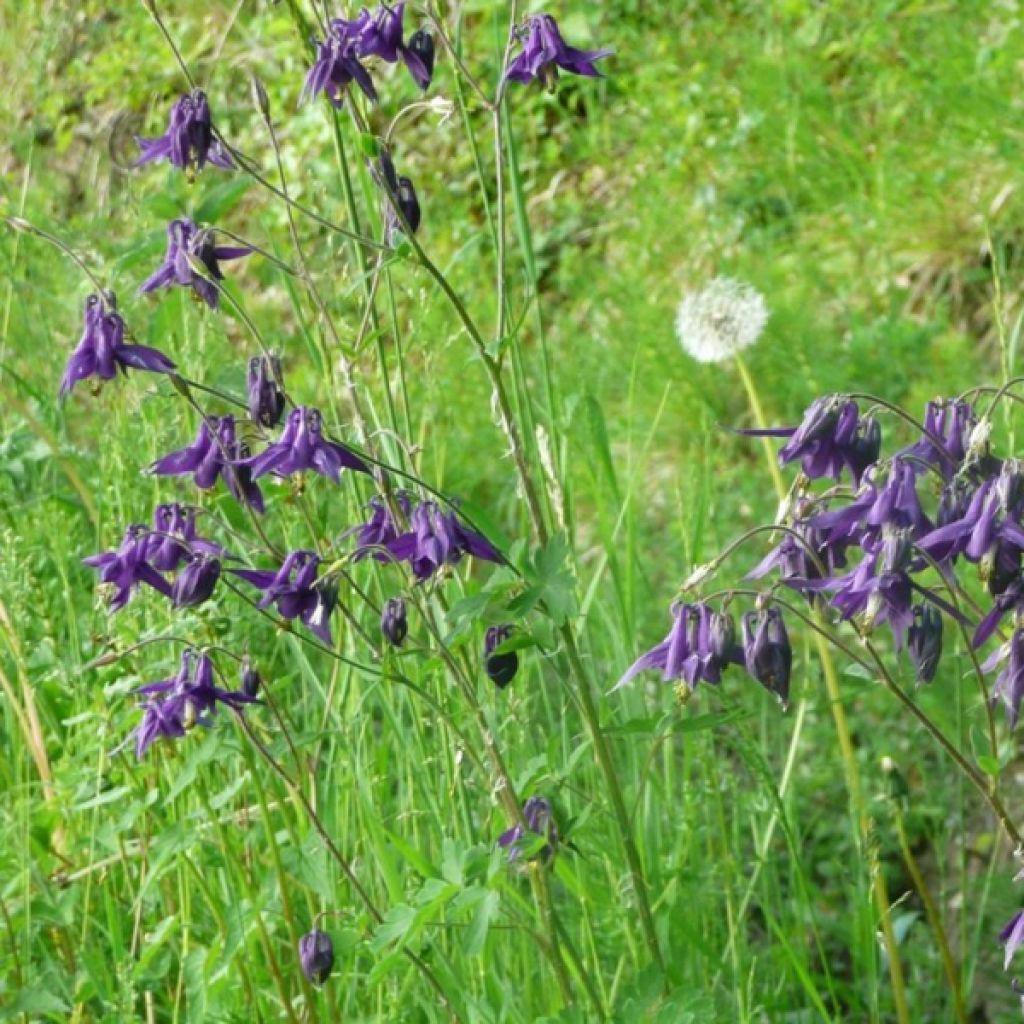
[247, 354, 286, 429]
[298, 929, 335, 986]
[741, 607, 792, 708]
[899, 398, 976, 477]
[240, 656, 262, 698]
[133, 649, 256, 757]
[133, 90, 233, 174]
[139, 218, 251, 310]
[747, 500, 850, 591]
[355, 2, 432, 89]
[1001, 911, 1024, 970]
[60, 293, 175, 397]
[377, 150, 421, 243]
[485, 625, 519, 688]
[243, 406, 370, 483]
[974, 576, 1024, 649]
[985, 629, 1024, 728]
[505, 14, 613, 88]
[497, 796, 559, 863]
[351, 492, 413, 558]
[83, 524, 172, 612]
[383, 500, 504, 581]
[151, 415, 265, 513]
[170, 553, 222, 608]
[613, 602, 735, 693]
[907, 603, 943, 684]
[381, 597, 408, 647]
[232, 550, 337, 645]
[302, 24, 377, 106]
[146, 503, 223, 572]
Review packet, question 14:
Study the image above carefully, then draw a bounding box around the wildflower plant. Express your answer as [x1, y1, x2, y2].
[11, 1, 1024, 1020]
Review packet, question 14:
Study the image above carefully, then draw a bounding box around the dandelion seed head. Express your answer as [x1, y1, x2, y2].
[675, 276, 768, 364]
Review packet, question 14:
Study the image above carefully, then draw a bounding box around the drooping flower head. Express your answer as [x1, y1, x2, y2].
[133, 649, 256, 757]
[357, 3, 433, 89]
[146, 503, 223, 572]
[298, 929, 335, 986]
[170, 553, 222, 608]
[243, 406, 370, 482]
[982, 628, 1024, 729]
[151, 415, 265, 512]
[302, 23, 377, 106]
[381, 597, 408, 647]
[1001, 911, 1024, 970]
[60, 293, 175, 398]
[898, 398, 976, 478]
[505, 14, 613, 87]
[140, 218, 251, 310]
[497, 796, 559, 863]
[134, 90, 233, 173]
[247, 354, 286, 429]
[741, 607, 792, 707]
[405, 29, 435, 90]
[240, 656, 262, 698]
[377, 150, 421, 244]
[675, 277, 768, 365]
[382, 500, 504, 580]
[485, 625, 519, 688]
[83, 523, 172, 612]
[232, 550, 337, 645]
[907, 603, 943, 684]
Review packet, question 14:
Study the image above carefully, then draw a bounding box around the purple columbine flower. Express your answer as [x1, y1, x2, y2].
[350, 492, 413, 558]
[247, 354, 286, 429]
[982, 628, 1024, 728]
[298, 929, 335, 986]
[505, 14, 613, 88]
[151, 415, 265, 512]
[83, 524, 172, 612]
[356, 3, 433, 89]
[497, 796, 559, 863]
[1002, 911, 1024, 970]
[244, 407, 370, 483]
[485, 624, 519, 688]
[381, 597, 408, 647]
[146, 503, 223, 571]
[907, 603, 943, 684]
[140, 218, 251, 310]
[59, 293, 175, 398]
[170, 553, 222, 608]
[133, 649, 256, 757]
[405, 29, 435, 89]
[383, 500, 504, 580]
[741, 607, 792, 707]
[613, 602, 735, 693]
[232, 550, 337, 645]
[377, 150, 421, 243]
[898, 398, 975, 478]
[302, 23, 377, 106]
[747, 499, 850, 592]
[133, 90, 233, 174]
[240, 655, 262, 698]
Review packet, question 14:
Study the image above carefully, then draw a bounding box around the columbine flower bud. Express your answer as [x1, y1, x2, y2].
[907, 604, 942, 684]
[381, 597, 408, 647]
[298, 929, 334, 986]
[240, 656, 262, 698]
[741, 607, 792, 708]
[485, 625, 518, 689]
[247, 354, 286, 429]
[170, 554, 221, 608]
[249, 74, 271, 119]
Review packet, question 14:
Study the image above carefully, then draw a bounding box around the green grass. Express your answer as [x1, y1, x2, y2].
[2, 0, 1024, 1020]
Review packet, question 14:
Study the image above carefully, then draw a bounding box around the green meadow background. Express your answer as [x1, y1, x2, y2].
[2, 1, 1023, 1020]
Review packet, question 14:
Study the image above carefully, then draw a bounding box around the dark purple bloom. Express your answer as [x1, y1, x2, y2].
[979, 627, 1024, 727]
[151, 415, 264, 512]
[232, 550, 337, 645]
[60, 293, 175, 397]
[497, 796, 559, 863]
[140, 218, 251, 310]
[146, 503, 223, 571]
[381, 597, 408, 647]
[485, 625, 519, 688]
[83, 524, 172, 612]
[244, 406, 369, 483]
[907, 603, 943, 684]
[741, 607, 792, 707]
[974, 576, 1024, 649]
[240, 655, 262, 698]
[302, 24, 377, 106]
[351, 492, 412, 557]
[383, 500, 503, 580]
[133, 90, 233, 173]
[1001, 911, 1024, 970]
[377, 150, 421, 243]
[357, 3, 432, 90]
[247, 354, 286, 428]
[170, 553, 222, 608]
[133, 649, 256, 757]
[298, 929, 335, 986]
[747, 500, 850, 591]
[405, 29, 435, 90]
[505, 14, 613, 87]
[898, 398, 975, 478]
[613, 602, 735, 692]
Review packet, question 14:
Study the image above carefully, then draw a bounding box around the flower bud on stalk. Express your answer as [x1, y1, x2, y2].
[298, 929, 334, 986]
